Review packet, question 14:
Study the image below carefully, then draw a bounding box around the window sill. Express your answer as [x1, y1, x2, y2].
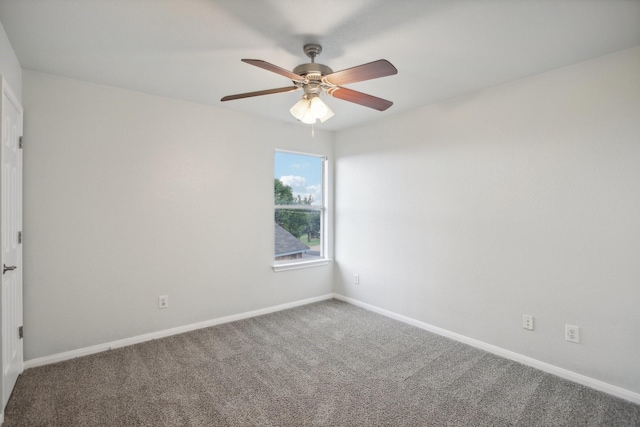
[272, 259, 332, 272]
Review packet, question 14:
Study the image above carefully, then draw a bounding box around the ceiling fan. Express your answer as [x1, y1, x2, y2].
[221, 44, 397, 124]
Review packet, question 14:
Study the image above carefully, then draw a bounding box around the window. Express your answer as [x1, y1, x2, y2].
[274, 151, 327, 269]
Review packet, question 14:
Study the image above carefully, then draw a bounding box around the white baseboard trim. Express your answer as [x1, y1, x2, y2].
[333, 294, 640, 405]
[23, 293, 334, 370]
[22, 292, 640, 405]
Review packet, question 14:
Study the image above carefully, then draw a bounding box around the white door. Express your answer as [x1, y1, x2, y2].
[1, 78, 23, 411]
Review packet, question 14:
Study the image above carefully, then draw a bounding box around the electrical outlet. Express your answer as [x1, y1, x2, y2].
[158, 295, 168, 309]
[523, 314, 534, 331]
[565, 324, 580, 343]
[354, 274, 360, 285]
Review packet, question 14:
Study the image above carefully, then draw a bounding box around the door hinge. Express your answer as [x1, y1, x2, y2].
[18, 326, 23, 339]
[18, 231, 22, 244]
[19, 136, 23, 149]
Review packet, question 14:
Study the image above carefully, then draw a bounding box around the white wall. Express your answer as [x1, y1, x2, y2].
[334, 47, 640, 394]
[0, 20, 21, 101]
[22, 71, 333, 360]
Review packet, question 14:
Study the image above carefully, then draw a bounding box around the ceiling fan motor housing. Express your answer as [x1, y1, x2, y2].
[292, 63, 333, 77]
[293, 63, 334, 95]
[293, 44, 337, 95]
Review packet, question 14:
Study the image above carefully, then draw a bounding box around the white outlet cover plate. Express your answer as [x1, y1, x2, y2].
[522, 314, 533, 330]
[565, 324, 580, 343]
[159, 295, 168, 309]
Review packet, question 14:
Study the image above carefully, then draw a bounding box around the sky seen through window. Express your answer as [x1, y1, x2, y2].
[274, 152, 322, 206]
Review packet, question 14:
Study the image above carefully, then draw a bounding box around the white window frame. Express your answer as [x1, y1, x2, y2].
[273, 150, 330, 272]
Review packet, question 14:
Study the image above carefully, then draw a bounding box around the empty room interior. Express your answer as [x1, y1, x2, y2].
[0, 0, 639, 425]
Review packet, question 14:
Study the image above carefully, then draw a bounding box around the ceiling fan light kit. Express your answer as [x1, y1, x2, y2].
[290, 93, 334, 124]
[221, 44, 397, 126]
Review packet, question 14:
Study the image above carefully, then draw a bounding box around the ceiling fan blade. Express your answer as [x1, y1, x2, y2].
[327, 87, 393, 111]
[242, 59, 306, 82]
[221, 86, 300, 102]
[323, 60, 397, 86]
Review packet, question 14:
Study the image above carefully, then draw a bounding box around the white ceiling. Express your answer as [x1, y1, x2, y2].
[1, 0, 639, 131]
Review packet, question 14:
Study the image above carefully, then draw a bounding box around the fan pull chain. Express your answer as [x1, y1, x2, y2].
[311, 123, 315, 138]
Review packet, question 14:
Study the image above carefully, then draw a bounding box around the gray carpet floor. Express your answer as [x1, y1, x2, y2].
[4, 299, 640, 426]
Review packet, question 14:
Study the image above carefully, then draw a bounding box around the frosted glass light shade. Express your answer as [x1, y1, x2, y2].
[309, 96, 328, 117]
[290, 98, 310, 121]
[319, 105, 334, 123]
[290, 94, 334, 124]
[300, 109, 317, 124]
